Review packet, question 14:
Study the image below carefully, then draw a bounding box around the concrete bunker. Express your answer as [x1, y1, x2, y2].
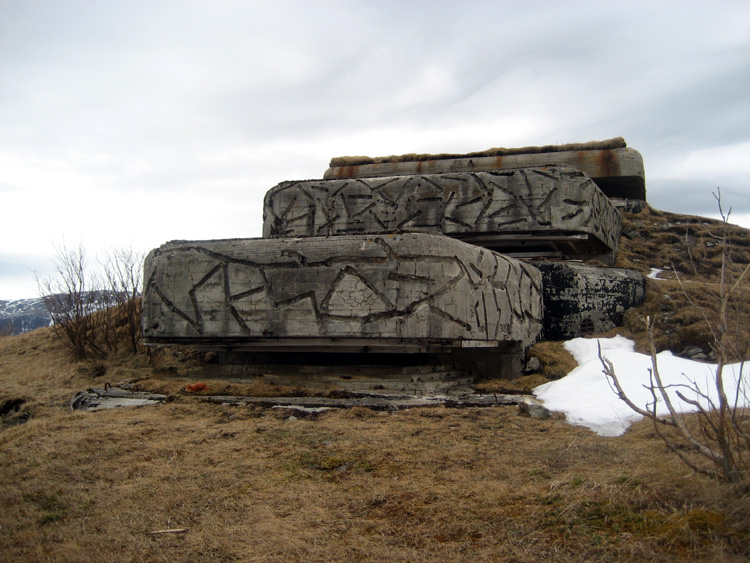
[142, 233, 543, 387]
[264, 167, 621, 264]
[531, 262, 647, 341]
[143, 138, 647, 391]
[324, 137, 646, 201]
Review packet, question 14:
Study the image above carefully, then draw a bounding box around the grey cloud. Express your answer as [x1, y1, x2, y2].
[647, 178, 750, 218]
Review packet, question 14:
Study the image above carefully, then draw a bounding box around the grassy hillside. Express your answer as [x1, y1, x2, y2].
[614, 204, 750, 360]
[1, 205, 749, 562]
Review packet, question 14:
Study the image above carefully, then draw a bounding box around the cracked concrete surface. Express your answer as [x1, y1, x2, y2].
[532, 261, 646, 340]
[143, 233, 543, 348]
[142, 141, 648, 384]
[263, 167, 621, 262]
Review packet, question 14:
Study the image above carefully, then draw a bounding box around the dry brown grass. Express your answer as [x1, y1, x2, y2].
[613, 204, 750, 359]
[616, 204, 750, 285]
[2, 327, 750, 562]
[329, 137, 627, 168]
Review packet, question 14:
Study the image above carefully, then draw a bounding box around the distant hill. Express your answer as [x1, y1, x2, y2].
[0, 297, 51, 335]
[0, 291, 132, 336]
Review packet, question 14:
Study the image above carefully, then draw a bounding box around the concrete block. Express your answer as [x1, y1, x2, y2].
[264, 167, 621, 263]
[196, 357, 477, 395]
[143, 233, 543, 351]
[324, 147, 645, 201]
[531, 262, 646, 340]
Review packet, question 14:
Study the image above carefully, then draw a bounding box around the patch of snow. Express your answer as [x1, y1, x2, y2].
[647, 268, 663, 279]
[534, 336, 748, 437]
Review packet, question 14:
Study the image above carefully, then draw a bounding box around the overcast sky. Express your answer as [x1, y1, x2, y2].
[2, 0, 749, 299]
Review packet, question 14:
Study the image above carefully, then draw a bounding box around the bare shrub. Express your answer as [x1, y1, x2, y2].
[101, 247, 144, 355]
[602, 192, 750, 484]
[38, 243, 106, 360]
[37, 242, 144, 361]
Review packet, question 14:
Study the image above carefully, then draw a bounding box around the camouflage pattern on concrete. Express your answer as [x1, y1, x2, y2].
[532, 261, 646, 340]
[264, 167, 621, 263]
[143, 233, 543, 349]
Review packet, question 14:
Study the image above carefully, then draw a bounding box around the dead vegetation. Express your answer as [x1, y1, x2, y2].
[603, 199, 750, 485]
[37, 243, 144, 361]
[613, 204, 750, 361]
[2, 203, 750, 561]
[329, 137, 626, 168]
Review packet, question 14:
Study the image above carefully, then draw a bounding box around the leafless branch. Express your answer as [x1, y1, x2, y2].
[600, 190, 749, 483]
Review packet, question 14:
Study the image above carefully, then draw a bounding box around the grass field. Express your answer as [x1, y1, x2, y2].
[1, 205, 749, 562]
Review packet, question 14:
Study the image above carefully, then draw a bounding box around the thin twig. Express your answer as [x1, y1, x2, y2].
[150, 528, 189, 536]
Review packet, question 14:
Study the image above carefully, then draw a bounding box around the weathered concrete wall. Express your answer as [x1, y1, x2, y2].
[329, 138, 628, 167]
[143, 233, 543, 349]
[197, 353, 511, 393]
[264, 167, 621, 263]
[323, 147, 646, 201]
[531, 262, 646, 340]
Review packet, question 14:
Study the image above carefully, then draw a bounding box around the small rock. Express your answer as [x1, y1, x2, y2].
[616, 200, 647, 213]
[706, 241, 716, 248]
[71, 391, 97, 411]
[524, 356, 541, 373]
[681, 345, 708, 361]
[518, 400, 551, 419]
